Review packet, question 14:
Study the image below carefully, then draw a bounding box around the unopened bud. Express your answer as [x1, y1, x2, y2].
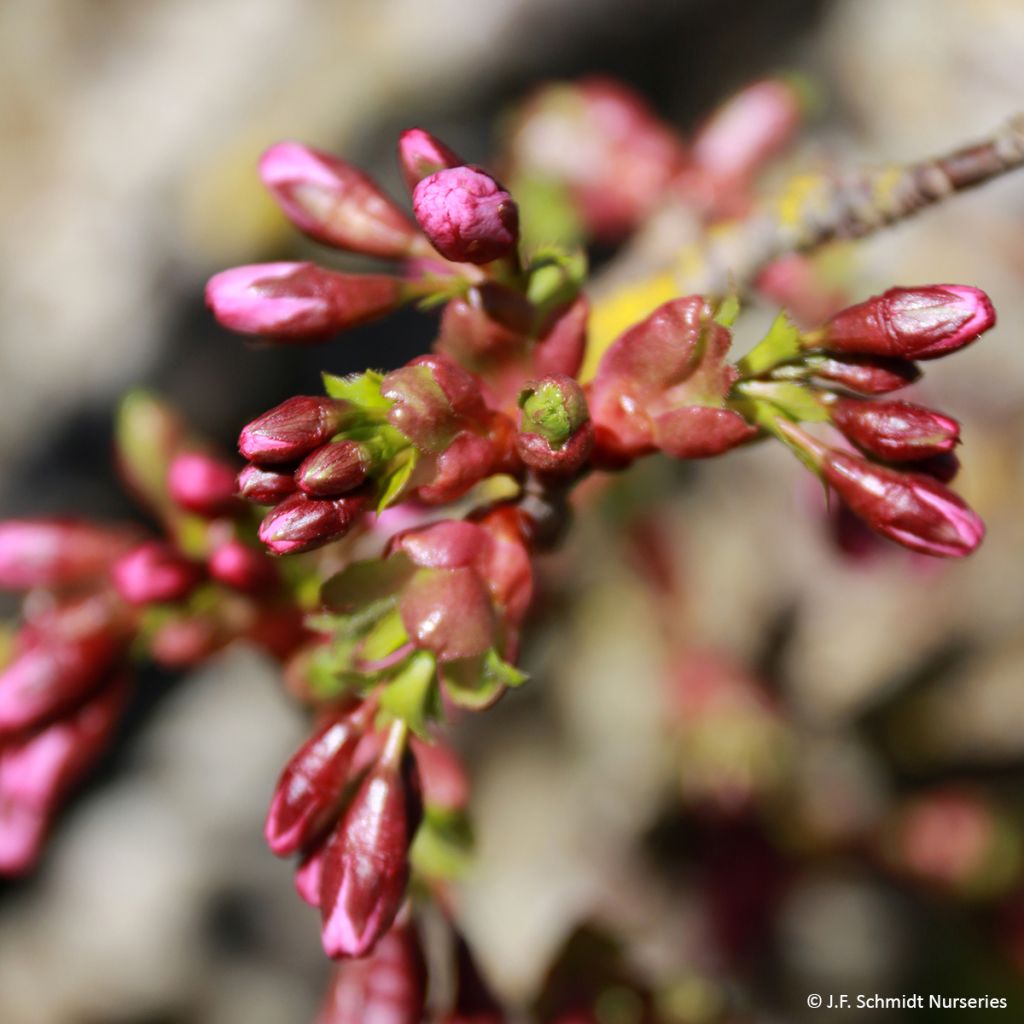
[206, 262, 403, 342]
[168, 452, 238, 518]
[297, 441, 374, 498]
[208, 539, 278, 593]
[237, 464, 297, 504]
[412, 167, 519, 265]
[239, 396, 354, 465]
[112, 542, 203, 606]
[398, 128, 462, 191]
[258, 493, 367, 555]
[807, 354, 921, 395]
[829, 396, 960, 462]
[820, 285, 995, 360]
[0, 520, 133, 591]
[260, 141, 420, 258]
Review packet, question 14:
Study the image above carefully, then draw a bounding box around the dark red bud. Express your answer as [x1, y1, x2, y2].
[167, 451, 238, 517]
[258, 493, 367, 555]
[112, 542, 203, 606]
[237, 464, 298, 505]
[808, 354, 921, 395]
[829, 397, 960, 462]
[297, 441, 373, 498]
[239, 396, 354, 465]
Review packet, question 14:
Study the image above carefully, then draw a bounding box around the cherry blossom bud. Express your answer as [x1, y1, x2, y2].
[295, 845, 326, 907]
[398, 128, 462, 191]
[319, 727, 422, 958]
[819, 285, 995, 360]
[0, 520, 133, 590]
[516, 376, 593, 476]
[167, 452, 238, 517]
[258, 493, 367, 556]
[206, 262, 403, 342]
[907, 451, 961, 484]
[208, 539, 278, 593]
[265, 708, 369, 856]
[413, 167, 519, 264]
[240, 396, 355, 465]
[316, 923, 427, 1024]
[829, 397, 960, 462]
[297, 441, 373, 498]
[807, 354, 921, 395]
[237, 464, 297, 504]
[260, 141, 420, 258]
[0, 600, 125, 733]
[112, 542, 203, 606]
[821, 449, 984, 558]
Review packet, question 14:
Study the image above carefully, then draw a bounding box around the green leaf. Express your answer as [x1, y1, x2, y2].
[321, 555, 413, 613]
[511, 174, 585, 252]
[377, 448, 420, 512]
[714, 293, 741, 327]
[322, 369, 392, 414]
[409, 808, 474, 880]
[441, 648, 526, 710]
[739, 381, 829, 423]
[360, 607, 409, 663]
[484, 648, 527, 687]
[737, 311, 802, 377]
[379, 651, 440, 735]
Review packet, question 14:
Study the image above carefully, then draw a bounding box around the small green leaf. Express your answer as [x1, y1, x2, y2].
[322, 370, 392, 413]
[377, 448, 420, 512]
[737, 311, 802, 376]
[360, 607, 409, 663]
[409, 808, 474, 880]
[379, 651, 440, 735]
[441, 648, 526, 710]
[714, 293, 741, 327]
[484, 648, 527, 687]
[738, 381, 829, 423]
[321, 555, 413, 613]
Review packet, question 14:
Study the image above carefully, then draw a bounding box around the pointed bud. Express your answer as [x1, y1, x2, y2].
[239, 396, 355, 465]
[821, 450, 984, 558]
[829, 397, 960, 462]
[398, 128, 463, 191]
[112, 542, 203, 606]
[412, 167, 519, 265]
[0, 520, 134, 591]
[820, 285, 995, 360]
[319, 728, 422, 958]
[206, 262, 403, 342]
[167, 452, 238, 518]
[907, 451, 961, 484]
[0, 599, 125, 734]
[258, 492, 367, 555]
[807, 354, 921, 395]
[316, 923, 427, 1024]
[260, 141, 420, 258]
[208, 539, 278, 593]
[237, 464, 297, 504]
[265, 709, 368, 856]
[297, 441, 374, 498]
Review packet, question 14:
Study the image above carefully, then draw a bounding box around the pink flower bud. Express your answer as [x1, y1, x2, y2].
[807, 354, 921, 395]
[0, 599, 125, 734]
[398, 128, 463, 191]
[821, 285, 995, 360]
[652, 406, 756, 459]
[316, 923, 426, 1024]
[240, 396, 355, 465]
[297, 441, 373, 498]
[412, 167, 519, 264]
[399, 568, 496, 662]
[167, 452, 238, 517]
[112, 542, 203, 606]
[260, 141, 420, 258]
[258, 493, 367, 555]
[206, 262, 403, 342]
[319, 731, 421, 958]
[236, 464, 298, 504]
[295, 845, 326, 907]
[829, 397, 960, 462]
[0, 520, 134, 591]
[208, 539, 278, 593]
[821, 450, 984, 557]
[265, 708, 368, 856]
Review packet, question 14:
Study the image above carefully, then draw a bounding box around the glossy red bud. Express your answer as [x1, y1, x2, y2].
[239, 396, 354, 465]
[0, 520, 134, 591]
[237, 464, 298, 504]
[297, 441, 373, 498]
[208, 539, 278, 593]
[112, 542, 203, 606]
[829, 397, 960, 462]
[807, 354, 921, 395]
[167, 451, 238, 517]
[258, 493, 367, 555]
[398, 128, 463, 191]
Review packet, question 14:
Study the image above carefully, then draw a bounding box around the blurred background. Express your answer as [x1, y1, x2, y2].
[2, 0, 1024, 1021]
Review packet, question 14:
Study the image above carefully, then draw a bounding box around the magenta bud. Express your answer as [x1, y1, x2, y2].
[412, 167, 519, 265]
[206, 262, 403, 342]
[0, 519, 134, 591]
[319, 734, 421, 958]
[258, 493, 367, 555]
[398, 128, 463, 191]
[821, 285, 995, 360]
[265, 709, 368, 857]
[297, 441, 373, 498]
[653, 405, 756, 459]
[260, 141, 420, 258]
[167, 452, 238, 517]
[829, 397, 960, 462]
[295, 845, 326, 907]
[316, 923, 427, 1024]
[821, 450, 984, 558]
[807, 354, 922, 395]
[112, 542, 203, 606]
[208, 539, 278, 593]
[240, 396, 354, 465]
[236, 464, 297, 504]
